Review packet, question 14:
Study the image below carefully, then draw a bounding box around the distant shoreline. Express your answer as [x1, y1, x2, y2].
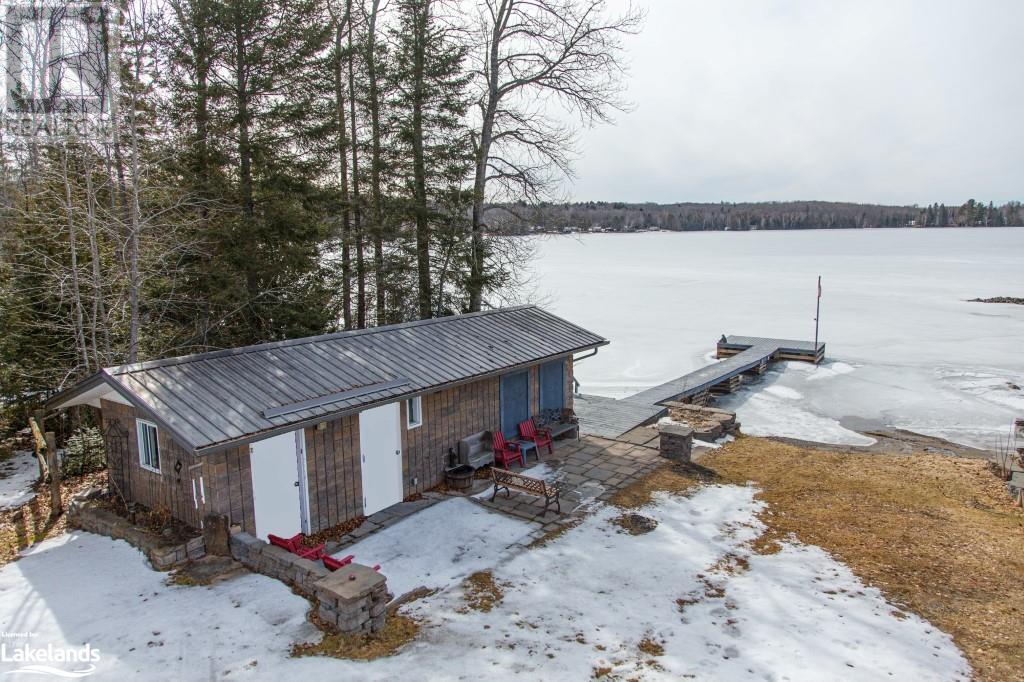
[969, 296, 1024, 305]
[506, 225, 1024, 236]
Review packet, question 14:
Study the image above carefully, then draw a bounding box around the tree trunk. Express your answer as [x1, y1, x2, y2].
[468, 1, 508, 312]
[334, 21, 353, 330]
[347, 0, 366, 329]
[410, 0, 432, 319]
[365, 0, 386, 324]
[234, 11, 257, 331]
[60, 147, 90, 371]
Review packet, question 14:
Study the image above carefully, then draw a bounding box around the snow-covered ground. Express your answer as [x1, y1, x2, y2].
[0, 491, 970, 680]
[0, 451, 39, 510]
[333, 498, 537, 597]
[529, 228, 1024, 448]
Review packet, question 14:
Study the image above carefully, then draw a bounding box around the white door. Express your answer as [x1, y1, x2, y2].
[359, 403, 403, 515]
[249, 430, 307, 540]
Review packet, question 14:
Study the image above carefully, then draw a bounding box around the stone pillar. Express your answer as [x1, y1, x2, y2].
[658, 422, 693, 462]
[314, 564, 392, 634]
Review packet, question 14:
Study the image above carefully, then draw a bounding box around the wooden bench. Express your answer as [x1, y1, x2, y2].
[536, 408, 580, 442]
[490, 468, 561, 515]
[545, 421, 579, 441]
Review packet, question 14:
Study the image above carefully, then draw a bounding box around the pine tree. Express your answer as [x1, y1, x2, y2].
[389, 0, 472, 319]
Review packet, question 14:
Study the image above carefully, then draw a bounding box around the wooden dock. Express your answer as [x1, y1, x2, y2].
[575, 335, 824, 439]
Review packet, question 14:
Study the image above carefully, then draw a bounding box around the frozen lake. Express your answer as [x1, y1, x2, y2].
[529, 228, 1024, 449]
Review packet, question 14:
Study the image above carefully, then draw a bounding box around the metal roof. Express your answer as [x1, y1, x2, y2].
[49, 306, 608, 455]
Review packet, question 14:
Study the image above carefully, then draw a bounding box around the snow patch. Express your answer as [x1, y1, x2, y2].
[0, 484, 969, 680]
[728, 391, 876, 446]
[0, 451, 39, 510]
[333, 498, 536, 597]
[763, 385, 803, 400]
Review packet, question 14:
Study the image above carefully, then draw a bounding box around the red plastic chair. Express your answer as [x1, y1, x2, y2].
[323, 554, 355, 572]
[268, 532, 325, 561]
[518, 419, 553, 454]
[491, 431, 525, 469]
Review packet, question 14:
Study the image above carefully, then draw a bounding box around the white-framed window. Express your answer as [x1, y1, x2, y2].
[406, 396, 423, 429]
[136, 419, 161, 473]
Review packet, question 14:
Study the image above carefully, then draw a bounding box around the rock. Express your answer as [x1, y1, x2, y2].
[203, 514, 231, 556]
[613, 513, 659, 535]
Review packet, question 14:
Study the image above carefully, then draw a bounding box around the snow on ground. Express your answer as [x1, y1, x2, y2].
[0, 451, 39, 510]
[530, 228, 1024, 449]
[0, 487, 970, 680]
[719, 364, 877, 446]
[333, 498, 536, 597]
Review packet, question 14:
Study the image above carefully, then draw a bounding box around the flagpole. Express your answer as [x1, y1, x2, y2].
[813, 275, 821, 363]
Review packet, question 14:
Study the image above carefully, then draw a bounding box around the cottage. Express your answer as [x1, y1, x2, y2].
[46, 306, 607, 541]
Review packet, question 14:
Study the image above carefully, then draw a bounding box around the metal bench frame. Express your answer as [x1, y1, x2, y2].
[490, 468, 561, 515]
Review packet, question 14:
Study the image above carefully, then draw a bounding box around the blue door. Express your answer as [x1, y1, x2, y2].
[500, 371, 530, 436]
[539, 360, 565, 412]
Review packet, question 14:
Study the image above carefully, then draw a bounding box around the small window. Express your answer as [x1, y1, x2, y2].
[136, 419, 161, 472]
[406, 396, 423, 429]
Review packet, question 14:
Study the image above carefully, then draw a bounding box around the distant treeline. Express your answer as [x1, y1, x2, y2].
[493, 199, 1024, 233]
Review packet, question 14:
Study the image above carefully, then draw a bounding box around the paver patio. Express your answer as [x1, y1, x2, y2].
[320, 433, 666, 553]
[473, 434, 663, 522]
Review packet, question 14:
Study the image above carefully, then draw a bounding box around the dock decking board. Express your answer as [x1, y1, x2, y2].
[575, 335, 824, 439]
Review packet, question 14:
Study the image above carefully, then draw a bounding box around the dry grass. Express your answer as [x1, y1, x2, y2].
[702, 436, 1024, 682]
[458, 570, 505, 613]
[528, 517, 583, 548]
[610, 513, 658, 535]
[0, 471, 107, 567]
[291, 613, 420, 661]
[303, 515, 365, 546]
[607, 462, 713, 509]
[637, 636, 664, 657]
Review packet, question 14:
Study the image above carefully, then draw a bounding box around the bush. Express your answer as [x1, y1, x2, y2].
[62, 427, 106, 476]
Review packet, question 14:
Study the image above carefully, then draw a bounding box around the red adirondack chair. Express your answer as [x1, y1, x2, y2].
[491, 431, 525, 469]
[267, 533, 303, 552]
[518, 419, 553, 454]
[323, 554, 355, 572]
[295, 542, 326, 561]
[268, 532, 325, 561]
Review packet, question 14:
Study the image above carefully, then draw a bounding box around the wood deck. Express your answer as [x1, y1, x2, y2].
[575, 335, 825, 439]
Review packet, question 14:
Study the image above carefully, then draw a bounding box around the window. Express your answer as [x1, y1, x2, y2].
[136, 419, 161, 472]
[406, 396, 423, 429]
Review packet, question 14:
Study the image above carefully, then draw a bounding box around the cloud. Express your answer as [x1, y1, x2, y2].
[563, 0, 1024, 204]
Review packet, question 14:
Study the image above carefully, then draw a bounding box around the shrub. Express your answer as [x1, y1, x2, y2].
[62, 426, 106, 476]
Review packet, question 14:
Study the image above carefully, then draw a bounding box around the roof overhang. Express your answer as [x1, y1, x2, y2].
[47, 336, 611, 459]
[46, 370, 205, 455]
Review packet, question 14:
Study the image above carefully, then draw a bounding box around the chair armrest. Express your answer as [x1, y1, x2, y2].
[295, 543, 325, 560]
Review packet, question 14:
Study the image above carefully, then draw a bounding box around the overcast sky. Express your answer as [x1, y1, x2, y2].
[562, 0, 1024, 206]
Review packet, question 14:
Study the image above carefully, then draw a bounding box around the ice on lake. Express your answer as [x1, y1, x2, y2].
[529, 227, 1024, 449]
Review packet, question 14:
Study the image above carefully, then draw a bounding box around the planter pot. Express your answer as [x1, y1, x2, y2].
[445, 465, 475, 492]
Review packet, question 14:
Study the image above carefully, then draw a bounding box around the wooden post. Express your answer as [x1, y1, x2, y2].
[44, 431, 62, 518]
[31, 410, 48, 479]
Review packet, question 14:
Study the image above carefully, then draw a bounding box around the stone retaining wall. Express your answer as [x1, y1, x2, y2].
[229, 532, 331, 595]
[68, 498, 205, 570]
[229, 531, 392, 634]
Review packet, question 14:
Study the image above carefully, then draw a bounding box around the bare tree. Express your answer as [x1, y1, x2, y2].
[466, 0, 642, 311]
